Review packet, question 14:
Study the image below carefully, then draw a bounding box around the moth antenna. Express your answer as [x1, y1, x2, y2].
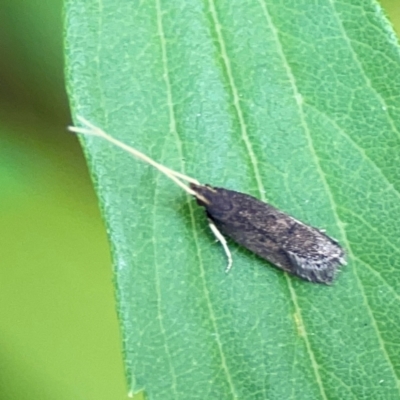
[68, 116, 201, 198]
[74, 117, 200, 184]
[208, 219, 233, 272]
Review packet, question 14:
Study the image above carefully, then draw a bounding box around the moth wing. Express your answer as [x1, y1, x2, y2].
[285, 250, 338, 284]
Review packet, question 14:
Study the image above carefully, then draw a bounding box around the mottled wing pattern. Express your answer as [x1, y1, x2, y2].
[190, 184, 346, 284]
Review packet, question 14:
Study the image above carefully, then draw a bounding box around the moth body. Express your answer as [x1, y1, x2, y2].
[190, 183, 346, 284]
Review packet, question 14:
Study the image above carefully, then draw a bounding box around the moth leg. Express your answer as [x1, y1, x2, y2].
[207, 219, 233, 272]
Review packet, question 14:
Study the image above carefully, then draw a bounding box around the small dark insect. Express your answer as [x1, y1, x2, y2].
[70, 117, 346, 284]
[190, 184, 345, 284]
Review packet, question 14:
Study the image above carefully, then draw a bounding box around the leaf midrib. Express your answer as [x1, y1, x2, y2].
[155, 0, 238, 397]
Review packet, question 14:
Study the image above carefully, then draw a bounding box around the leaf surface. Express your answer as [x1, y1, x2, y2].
[65, 0, 400, 398]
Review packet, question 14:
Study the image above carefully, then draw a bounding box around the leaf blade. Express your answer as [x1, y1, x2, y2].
[65, 0, 400, 398]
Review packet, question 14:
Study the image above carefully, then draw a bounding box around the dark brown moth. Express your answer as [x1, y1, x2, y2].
[70, 117, 346, 284]
[190, 184, 345, 284]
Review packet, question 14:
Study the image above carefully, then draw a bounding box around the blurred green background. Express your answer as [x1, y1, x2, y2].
[0, 1, 398, 399]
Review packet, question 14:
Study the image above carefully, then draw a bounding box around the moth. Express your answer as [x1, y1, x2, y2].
[70, 117, 346, 284]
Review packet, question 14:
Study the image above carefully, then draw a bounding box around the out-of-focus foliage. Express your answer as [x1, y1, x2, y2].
[0, 0, 133, 399]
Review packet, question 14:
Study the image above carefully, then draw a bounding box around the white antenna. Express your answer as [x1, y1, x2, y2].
[68, 116, 232, 271]
[68, 116, 200, 197]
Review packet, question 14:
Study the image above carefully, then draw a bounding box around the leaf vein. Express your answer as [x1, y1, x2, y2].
[257, 1, 329, 398]
[155, 1, 181, 394]
[206, 0, 269, 397]
[156, 0, 238, 396]
[345, 245, 400, 389]
[207, 0, 265, 197]
[329, 0, 400, 141]
[260, 0, 400, 390]
[353, 255, 400, 304]
[305, 103, 400, 201]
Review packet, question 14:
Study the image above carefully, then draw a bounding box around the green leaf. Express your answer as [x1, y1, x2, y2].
[65, 0, 400, 398]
